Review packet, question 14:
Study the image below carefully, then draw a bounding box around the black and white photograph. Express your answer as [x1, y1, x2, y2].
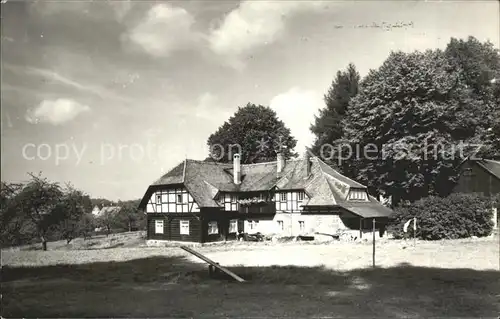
[1, 0, 499, 317]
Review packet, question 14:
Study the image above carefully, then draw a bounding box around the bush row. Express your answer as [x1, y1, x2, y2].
[388, 193, 495, 240]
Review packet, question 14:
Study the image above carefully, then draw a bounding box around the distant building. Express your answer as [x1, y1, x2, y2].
[91, 205, 101, 216]
[91, 205, 121, 217]
[138, 150, 393, 244]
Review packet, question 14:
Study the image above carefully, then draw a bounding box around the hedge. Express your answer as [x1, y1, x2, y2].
[388, 193, 494, 240]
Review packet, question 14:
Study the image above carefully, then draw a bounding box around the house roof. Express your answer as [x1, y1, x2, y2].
[138, 153, 393, 218]
[475, 159, 500, 181]
[95, 206, 122, 216]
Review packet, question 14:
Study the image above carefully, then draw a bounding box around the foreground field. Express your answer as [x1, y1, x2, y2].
[2, 236, 499, 318]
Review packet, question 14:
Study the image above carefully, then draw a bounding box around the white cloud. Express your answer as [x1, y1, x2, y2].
[4, 64, 130, 103]
[270, 88, 323, 153]
[26, 98, 90, 125]
[208, 1, 325, 68]
[124, 3, 200, 57]
[194, 92, 232, 121]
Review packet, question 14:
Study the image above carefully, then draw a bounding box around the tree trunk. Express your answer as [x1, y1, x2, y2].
[128, 221, 132, 232]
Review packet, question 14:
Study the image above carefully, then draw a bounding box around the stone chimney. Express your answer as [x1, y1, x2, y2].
[233, 153, 241, 185]
[277, 152, 285, 173]
[304, 150, 311, 175]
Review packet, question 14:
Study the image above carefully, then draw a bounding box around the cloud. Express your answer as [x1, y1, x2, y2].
[123, 3, 200, 57]
[25, 98, 90, 125]
[208, 1, 325, 68]
[194, 92, 232, 121]
[4, 64, 131, 103]
[270, 88, 323, 153]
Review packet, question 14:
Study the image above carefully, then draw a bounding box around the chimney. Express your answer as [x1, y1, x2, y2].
[233, 153, 241, 185]
[304, 150, 311, 175]
[277, 152, 285, 173]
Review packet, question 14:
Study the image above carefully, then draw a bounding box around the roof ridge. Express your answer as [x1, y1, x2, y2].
[182, 159, 187, 183]
[242, 158, 302, 167]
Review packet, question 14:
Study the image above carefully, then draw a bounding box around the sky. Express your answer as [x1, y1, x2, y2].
[1, 0, 499, 201]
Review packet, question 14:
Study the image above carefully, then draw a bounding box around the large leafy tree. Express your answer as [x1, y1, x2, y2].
[445, 36, 500, 159]
[207, 103, 298, 163]
[342, 49, 486, 205]
[310, 63, 360, 158]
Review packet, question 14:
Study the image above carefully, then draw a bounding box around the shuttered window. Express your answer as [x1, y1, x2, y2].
[155, 220, 164, 234]
[229, 219, 238, 233]
[180, 220, 189, 235]
[208, 221, 218, 235]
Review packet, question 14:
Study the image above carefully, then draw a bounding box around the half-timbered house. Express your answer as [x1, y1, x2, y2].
[138, 151, 394, 243]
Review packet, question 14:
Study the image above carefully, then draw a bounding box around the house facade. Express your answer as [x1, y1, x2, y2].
[452, 158, 500, 229]
[138, 151, 394, 243]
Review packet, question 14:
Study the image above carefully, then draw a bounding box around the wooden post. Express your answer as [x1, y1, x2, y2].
[359, 218, 363, 239]
[413, 218, 417, 247]
[372, 218, 376, 268]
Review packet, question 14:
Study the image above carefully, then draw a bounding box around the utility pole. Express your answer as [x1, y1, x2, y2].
[372, 218, 376, 268]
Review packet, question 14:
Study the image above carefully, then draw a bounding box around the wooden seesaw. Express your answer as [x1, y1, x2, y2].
[180, 246, 246, 283]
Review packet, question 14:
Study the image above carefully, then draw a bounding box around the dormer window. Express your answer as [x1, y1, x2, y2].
[348, 189, 368, 201]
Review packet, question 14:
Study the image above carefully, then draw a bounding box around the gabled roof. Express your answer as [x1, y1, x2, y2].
[475, 159, 500, 181]
[138, 153, 393, 218]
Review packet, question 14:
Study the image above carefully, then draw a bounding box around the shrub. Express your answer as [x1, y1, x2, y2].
[388, 193, 494, 240]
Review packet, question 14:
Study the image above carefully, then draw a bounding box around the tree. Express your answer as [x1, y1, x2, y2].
[51, 184, 93, 244]
[0, 182, 35, 247]
[15, 173, 63, 250]
[96, 208, 116, 236]
[342, 49, 486, 205]
[310, 63, 360, 158]
[114, 199, 143, 232]
[207, 103, 298, 164]
[445, 36, 500, 159]
[77, 212, 96, 240]
[445, 36, 500, 104]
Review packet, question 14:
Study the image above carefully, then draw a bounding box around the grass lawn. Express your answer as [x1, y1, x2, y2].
[2, 236, 499, 318]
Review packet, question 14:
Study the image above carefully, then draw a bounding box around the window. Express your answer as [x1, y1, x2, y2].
[277, 220, 284, 231]
[156, 194, 162, 204]
[176, 194, 183, 204]
[208, 221, 218, 235]
[248, 220, 259, 230]
[298, 221, 305, 231]
[348, 190, 368, 201]
[231, 194, 237, 203]
[155, 220, 164, 234]
[280, 193, 287, 202]
[229, 219, 238, 233]
[298, 192, 304, 201]
[180, 220, 189, 235]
